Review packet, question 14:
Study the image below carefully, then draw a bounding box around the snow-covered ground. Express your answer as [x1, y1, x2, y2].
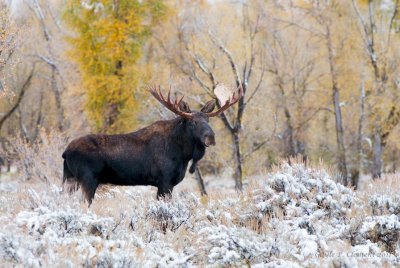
[0, 162, 399, 267]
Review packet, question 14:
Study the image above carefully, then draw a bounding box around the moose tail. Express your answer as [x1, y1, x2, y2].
[62, 159, 80, 193]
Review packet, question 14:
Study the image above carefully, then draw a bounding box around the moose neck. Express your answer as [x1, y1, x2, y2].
[171, 117, 200, 161]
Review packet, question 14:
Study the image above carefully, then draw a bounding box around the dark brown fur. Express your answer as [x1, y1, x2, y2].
[62, 106, 216, 205]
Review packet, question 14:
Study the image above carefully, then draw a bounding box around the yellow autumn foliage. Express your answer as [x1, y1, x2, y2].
[63, 0, 167, 133]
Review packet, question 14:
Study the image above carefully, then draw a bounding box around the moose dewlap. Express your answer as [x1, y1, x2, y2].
[62, 85, 243, 205]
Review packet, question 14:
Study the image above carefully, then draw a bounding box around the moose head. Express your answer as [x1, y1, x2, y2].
[148, 84, 242, 148]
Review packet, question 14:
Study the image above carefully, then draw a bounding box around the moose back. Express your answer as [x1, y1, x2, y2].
[62, 85, 242, 205]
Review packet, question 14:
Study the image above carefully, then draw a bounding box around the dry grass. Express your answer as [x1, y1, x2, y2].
[8, 128, 69, 182]
[0, 134, 399, 267]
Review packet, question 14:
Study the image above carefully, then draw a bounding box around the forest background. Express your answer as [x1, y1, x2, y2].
[1, 0, 400, 190]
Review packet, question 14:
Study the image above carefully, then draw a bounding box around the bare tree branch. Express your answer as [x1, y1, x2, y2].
[386, 0, 399, 55]
[27, 0, 51, 41]
[245, 66, 265, 107]
[351, 0, 373, 52]
[208, 31, 242, 88]
[0, 67, 35, 131]
[194, 55, 216, 89]
[243, 112, 278, 160]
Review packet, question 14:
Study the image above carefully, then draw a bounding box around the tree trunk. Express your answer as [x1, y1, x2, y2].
[282, 108, 300, 158]
[284, 107, 293, 154]
[371, 124, 383, 179]
[371, 107, 400, 178]
[390, 148, 397, 173]
[233, 130, 243, 191]
[353, 80, 366, 188]
[326, 25, 348, 184]
[216, 86, 244, 191]
[332, 86, 348, 184]
[194, 167, 207, 196]
[51, 67, 64, 131]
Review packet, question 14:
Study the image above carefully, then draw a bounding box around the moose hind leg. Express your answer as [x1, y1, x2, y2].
[80, 171, 99, 206]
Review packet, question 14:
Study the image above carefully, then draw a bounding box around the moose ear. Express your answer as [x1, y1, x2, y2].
[179, 101, 191, 113]
[201, 100, 216, 113]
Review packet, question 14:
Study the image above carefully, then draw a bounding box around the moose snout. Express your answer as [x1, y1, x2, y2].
[203, 134, 216, 147]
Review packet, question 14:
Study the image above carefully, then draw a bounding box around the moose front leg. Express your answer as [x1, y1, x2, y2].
[189, 143, 206, 173]
[156, 184, 173, 200]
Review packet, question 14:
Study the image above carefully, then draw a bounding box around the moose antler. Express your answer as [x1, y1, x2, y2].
[206, 85, 243, 117]
[147, 85, 193, 119]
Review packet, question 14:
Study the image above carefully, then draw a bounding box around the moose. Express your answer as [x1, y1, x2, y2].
[62, 85, 242, 205]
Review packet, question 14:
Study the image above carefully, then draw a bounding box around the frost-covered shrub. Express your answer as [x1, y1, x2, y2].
[10, 129, 69, 182]
[0, 233, 42, 267]
[1, 160, 399, 267]
[16, 206, 115, 239]
[146, 200, 193, 232]
[369, 194, 400, 216]
[196, 225, 271, 265]
[0, 233, 20, 263]
[92, 249, 137, 268]
[358, 215, 400, 253]
[143, 241, 192, 267]
[265, 163, 354, 219]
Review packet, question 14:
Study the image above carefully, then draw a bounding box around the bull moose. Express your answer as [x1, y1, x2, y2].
[62, 85, 242, 205]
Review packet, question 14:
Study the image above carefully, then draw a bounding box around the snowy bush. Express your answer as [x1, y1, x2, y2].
[16, 206, 115, 238]
[0, 233, 41, 267]
[0, 160, 399, 266]
[146, 199, 194, 232]
[369, 194, 400, 216]
[9, 129, 69, 182]
[357, 214, 400, 253]
[196, 225, 271, 265]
